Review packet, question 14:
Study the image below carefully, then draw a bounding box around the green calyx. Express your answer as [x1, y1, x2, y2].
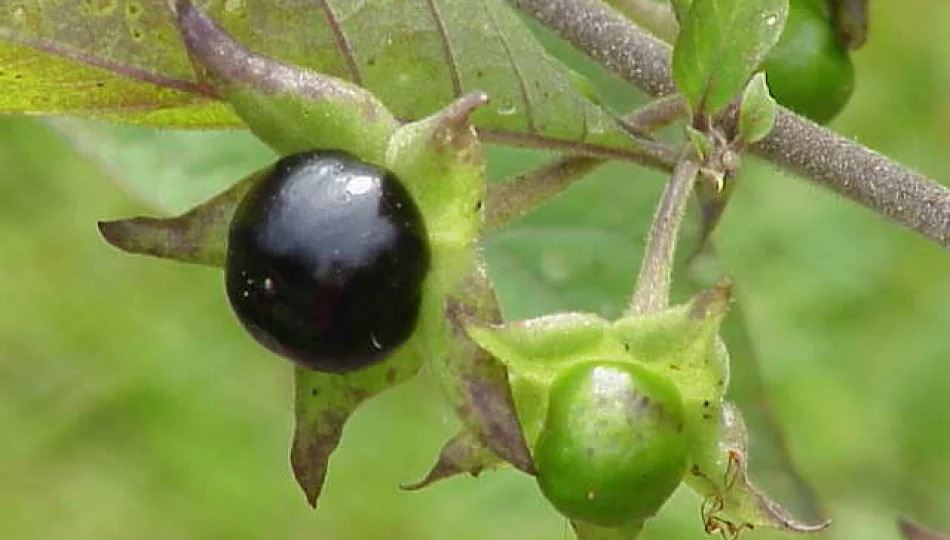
[98, 0, 495, 508]
[466, 284, 731, 529]
[468, 281, 829, 535]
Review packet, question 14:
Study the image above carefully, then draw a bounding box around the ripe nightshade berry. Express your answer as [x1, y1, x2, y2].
[225, 150, 431, 373]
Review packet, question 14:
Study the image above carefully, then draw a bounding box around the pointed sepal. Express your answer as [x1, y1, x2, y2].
[401, 430, 503, 491]
[435, 261, 534, 475]
[611, 280, 733, 402]
[684, 403, 831, 535]
[291, 343, 424, 507]
[386, 92, 489, 295]
[466, 311, 614, 445]
[172, 0, 397, 161]
[98, 167, 264, 267]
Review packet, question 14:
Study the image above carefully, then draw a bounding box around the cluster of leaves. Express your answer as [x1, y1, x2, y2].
[7, 0, 945, 539]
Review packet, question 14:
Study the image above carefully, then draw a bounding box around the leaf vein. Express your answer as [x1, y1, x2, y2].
[424, 0, 462, 98]
[315, 0, 364, 85]
[0, 29, 215, 98]
[484, 2, 537, 135]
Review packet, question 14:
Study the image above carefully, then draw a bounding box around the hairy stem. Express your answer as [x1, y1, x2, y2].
[629, 157, 698, 315]
[485, 156, 600, 234]
[506, 0, 950, 248]
[484, 96, 687, 233]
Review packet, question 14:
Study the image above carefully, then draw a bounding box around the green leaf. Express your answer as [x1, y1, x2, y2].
[685, 125, 713, 162]
[736, 72, 777, 145]
[0, 1, 227, 121]
[672, 0, 788, 115]
[1, 0, 647, 160]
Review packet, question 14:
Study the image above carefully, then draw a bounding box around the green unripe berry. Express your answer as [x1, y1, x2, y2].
[534, 361, 689, 527]
[763, 0, 855, 124]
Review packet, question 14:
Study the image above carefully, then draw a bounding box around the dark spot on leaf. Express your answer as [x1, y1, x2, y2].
[475, 70, 484, 79]
[703, 400, 710, 407]
[311, 388, 318, 397]
[367, 56, 376, 66]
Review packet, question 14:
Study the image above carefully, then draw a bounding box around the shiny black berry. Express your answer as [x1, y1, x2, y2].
[225, 150, 430, 373]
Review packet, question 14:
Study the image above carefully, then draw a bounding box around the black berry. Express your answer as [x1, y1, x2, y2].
[225, 150, 430, 373]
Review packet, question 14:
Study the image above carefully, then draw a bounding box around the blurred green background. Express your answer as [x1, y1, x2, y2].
[1, 2, 949, 539]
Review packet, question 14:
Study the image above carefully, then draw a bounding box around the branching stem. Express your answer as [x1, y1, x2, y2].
[506, 0, 950, 248]
[484, 96, 687, 233]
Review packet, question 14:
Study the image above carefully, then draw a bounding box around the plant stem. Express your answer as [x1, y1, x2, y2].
[629, 157, 699, 315]
[484, 156, 600, 234]
[484, 96, 686, 233]
[506, 0, 950, 248]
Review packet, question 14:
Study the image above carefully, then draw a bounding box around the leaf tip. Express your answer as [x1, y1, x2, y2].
[427, 91, 491, 149]
[689, 277, 734, 321]
[97, 219, 124, 248]
[97, 217, 155, 254]
[289, 438, 329, 509]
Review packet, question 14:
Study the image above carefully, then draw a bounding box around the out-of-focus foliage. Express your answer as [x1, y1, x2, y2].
[0, 2, 948, 539]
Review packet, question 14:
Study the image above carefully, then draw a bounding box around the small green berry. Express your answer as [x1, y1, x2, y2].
[534, 361, 689, 527]
[763, 0, 855, 124]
